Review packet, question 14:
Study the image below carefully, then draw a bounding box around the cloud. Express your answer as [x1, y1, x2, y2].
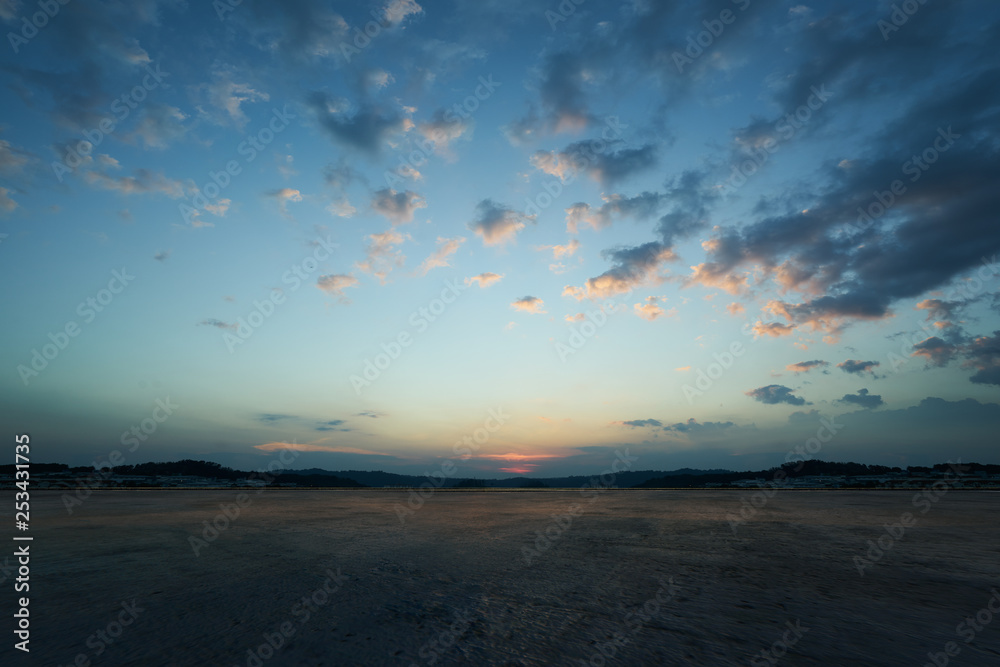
[416, 109, 472, 156]
[567, 242, 674, 300]
[746, 385, 808, 406]
[726, 302, 746, 316]
[307, 93, 409, 155]
[316, 273, 360, 301]
[382, 0, 423, 26]
[565, 192, 665, 233]
[663, 419, 736, 433]
[267, 188, 303, 213]
[465, 272, 503, 288]
[839, 388, 884, 410]
[195, 69, 269, 128]
[531, 141, 659, 187]
[752, 321, 797, 338]
[911, 336, 958, 367]
[127, 104, 188, 149]
[0, 137, 31, 175]
[371, 188, 426, 224]
[965, 331, 1000, 386]
[536, 238, 580, 259]
[417, 236, 464, 274]
[613, 419, 663, 428]
[254, 443, 390, 455]
[837, 359, 880, 375]
[84, 169, 185, 198]
[326, 198, 356, 218]
[198, 319, 236, 330]
[634, 296, 675, 322]
[0, 186, 17, 213]
[356, 229, 408, 283]
[786, 360, 829, 373]
[511, 296, 546, 314]
[467, 199, 534, 246]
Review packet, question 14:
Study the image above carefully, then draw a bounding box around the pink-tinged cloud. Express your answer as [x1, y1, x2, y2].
[786, 360, 829, 373]
[634, 296, 676, 322]
[726, 302, 746, 316]
[467, 199, 534, 246]
[498, 466, 536, 474]
[254, 442, 390, 455]
[316, 273, 360, 300]
[752, 321, 796, 337]
[511, 296, 546, 314]
[465, 272, 504, 288]
[476, 453, 567, 461]
[417, 236, 465, 274]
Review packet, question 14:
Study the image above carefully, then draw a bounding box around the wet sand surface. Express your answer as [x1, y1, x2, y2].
[3, 490, 999, 666]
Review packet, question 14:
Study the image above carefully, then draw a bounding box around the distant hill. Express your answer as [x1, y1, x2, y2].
[285, 468, 732, 488]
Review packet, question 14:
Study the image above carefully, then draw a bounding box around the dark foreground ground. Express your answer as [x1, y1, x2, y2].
[1, 490, 998, 666]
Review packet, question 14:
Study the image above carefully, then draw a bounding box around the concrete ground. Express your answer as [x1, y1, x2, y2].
[3, 490, 999, 666]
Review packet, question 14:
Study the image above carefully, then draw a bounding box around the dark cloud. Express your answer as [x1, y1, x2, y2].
[746, 384, 808, 406]
[198, 319, 235, 330]
[467, 199, 534, 246]
[566, 241, 674, 300]
[316, 419, 351, 432]
[258, 413, 294, 423]
[965, 331, 1000, 386]
[307, 93, 407, 155]
[911, 337, 958, 367]
[371, 188, 426, 224]
[531, 139, 659, 188]
[787, 360, 829, 373]
[616, 419, 663, 428]
[838, 359, 879, 375]
[839, 388, 883, 410]
[663, 419, 735, 433]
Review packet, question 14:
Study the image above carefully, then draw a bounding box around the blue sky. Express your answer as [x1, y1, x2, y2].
[1, 0, 999, 476]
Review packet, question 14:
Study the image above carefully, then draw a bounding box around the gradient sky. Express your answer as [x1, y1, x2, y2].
[1, 0, 999, 476]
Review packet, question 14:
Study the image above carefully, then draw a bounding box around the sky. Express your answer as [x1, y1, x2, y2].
[1, 0, 999, 477]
